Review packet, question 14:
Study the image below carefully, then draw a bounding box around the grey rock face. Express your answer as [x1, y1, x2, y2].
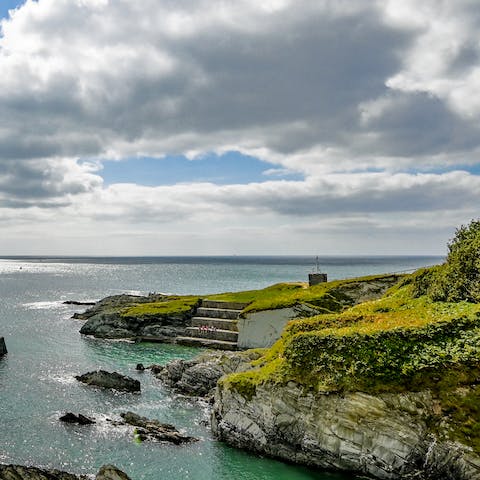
[0, 337, 7, 356]
[75, 370, 141, 392]
[212, 382, 480, 480]
[0, 464, 130, 480]
[77, 294, 195, 340]
[153, 350, 263, 397]
[95, 465, 131, 480]
[119, 412, 197, 444]
[0, 464, 85, 480]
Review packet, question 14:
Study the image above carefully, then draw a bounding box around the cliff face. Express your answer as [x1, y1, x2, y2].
[212, 381, 480, 480]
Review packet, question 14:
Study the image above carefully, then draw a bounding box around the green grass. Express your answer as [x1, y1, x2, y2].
[121, 296, 201, 318]
[209, 274, 401, 314]
[222, 269, 480, 397]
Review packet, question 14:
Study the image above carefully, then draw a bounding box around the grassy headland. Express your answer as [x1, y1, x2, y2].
[220, 220, 480, 452]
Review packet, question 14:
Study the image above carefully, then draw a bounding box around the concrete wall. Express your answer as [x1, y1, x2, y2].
[0, 337, 7, 356]
[237, 308, 296, 349]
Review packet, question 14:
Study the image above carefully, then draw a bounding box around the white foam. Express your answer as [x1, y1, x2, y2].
[23, 300, 66, 310]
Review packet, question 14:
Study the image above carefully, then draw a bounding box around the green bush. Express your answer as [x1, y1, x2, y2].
[425, 220, 480, 303]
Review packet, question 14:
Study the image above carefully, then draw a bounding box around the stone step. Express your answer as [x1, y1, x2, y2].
[185, 327, 238, 342]
[196, 307, 242, 320]
[201, 300, 250, 310]
[191, 317, 238, 331]
[175, 336, 238, 351]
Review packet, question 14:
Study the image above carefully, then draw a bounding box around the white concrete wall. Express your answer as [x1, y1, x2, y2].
[237, 308, 296, 349]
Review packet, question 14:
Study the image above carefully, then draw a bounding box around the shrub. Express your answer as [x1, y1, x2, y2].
[426, 220, 480, 303]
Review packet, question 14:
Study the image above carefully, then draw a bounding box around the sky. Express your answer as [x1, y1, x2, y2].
[0, 0, 479, 255]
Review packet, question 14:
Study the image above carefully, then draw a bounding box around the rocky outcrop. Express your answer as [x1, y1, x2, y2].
[0, 465, 130, 480]
[59, 413, 95, 425]
[63, 301, 96, 306]
[95, 465, 131, 480]
[73, 294, 167, 321]
[0, 337, 7, 356]
[152, 349, 263, 397]
[119, 412, 197, 444]
[0, 465, 85, 480]
[212, 382, 480, 480]
[76, 294, 194, 340]
[75, 370, 140, 392]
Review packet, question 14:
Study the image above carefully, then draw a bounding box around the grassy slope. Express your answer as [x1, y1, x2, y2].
[221, 271, 480, 451]
[208, 274, 401, 314]
[113, 273, 400, 320]
[120, 296, 201, 317]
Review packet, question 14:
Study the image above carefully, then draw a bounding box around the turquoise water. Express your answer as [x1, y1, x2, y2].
[0, 256, 442, 479]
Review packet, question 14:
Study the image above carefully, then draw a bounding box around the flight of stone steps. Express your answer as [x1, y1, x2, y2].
[176, 300, 249, 350]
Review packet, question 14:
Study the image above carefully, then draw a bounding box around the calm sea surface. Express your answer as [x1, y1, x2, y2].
[0, 256, 443, 479]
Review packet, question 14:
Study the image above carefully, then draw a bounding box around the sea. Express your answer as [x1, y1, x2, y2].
[0, 255, 443, 480]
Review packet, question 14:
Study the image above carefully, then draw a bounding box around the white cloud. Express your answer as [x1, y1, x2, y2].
[0, 0, 479, 253]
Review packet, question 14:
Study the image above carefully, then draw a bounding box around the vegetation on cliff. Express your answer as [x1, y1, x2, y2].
[208, 274, 401, 314]
[221, 220, 480, 452]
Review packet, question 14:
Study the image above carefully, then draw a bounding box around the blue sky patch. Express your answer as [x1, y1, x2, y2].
[406, 163, 480, 176]
[96, 151, 303, 186]
[0, 0, 24, 20]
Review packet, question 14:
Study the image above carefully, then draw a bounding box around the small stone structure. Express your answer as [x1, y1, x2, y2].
[308, 273, 328, 286]
[0, 337, 7, 356]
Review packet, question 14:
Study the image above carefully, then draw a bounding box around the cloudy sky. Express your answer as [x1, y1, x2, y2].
[0, 0, 479, 255]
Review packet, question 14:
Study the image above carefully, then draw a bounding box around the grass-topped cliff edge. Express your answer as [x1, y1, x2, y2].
[221, 220, 480, 452]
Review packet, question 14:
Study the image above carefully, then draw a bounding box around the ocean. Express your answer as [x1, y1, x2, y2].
[0, 256, 443, 479]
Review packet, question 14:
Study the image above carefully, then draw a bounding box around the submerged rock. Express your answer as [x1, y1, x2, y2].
[75, 370, 140, 392]
[95, 465, 131, 480]
[153, 349, 263, 397]
[59, 412, 95, 425]
[119, 411, 197, 444]
[0, 337, 6, 356]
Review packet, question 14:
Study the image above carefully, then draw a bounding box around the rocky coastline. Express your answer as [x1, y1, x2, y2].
[66, 255, 480, 480]
[76, 294, 196, 341]
[212, 381, 480, 480]
[152, 348, 480, 480]
[0, 464, 130, 480]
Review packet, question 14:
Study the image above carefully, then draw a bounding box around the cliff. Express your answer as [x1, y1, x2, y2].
[212, 382, 480, 480]
[206, 264, 480, 479]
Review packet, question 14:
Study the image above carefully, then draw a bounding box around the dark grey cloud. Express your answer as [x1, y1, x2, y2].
[0, 1, 412, 166]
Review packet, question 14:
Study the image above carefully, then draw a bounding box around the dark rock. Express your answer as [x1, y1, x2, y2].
[154, 350, 263, 397]
[119, 411, 197, 444]
[0, 337, 7, 356]
[149, 364, 163, 375]
[0, 464, 86, 480]
[95, 465, 131, 480]
[75, 370, 140, 392]
[135, 363, 145, 371]
[0, 464, 130, 480]
[63, 301, 96, 306]
[59, 412, 95, 425]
